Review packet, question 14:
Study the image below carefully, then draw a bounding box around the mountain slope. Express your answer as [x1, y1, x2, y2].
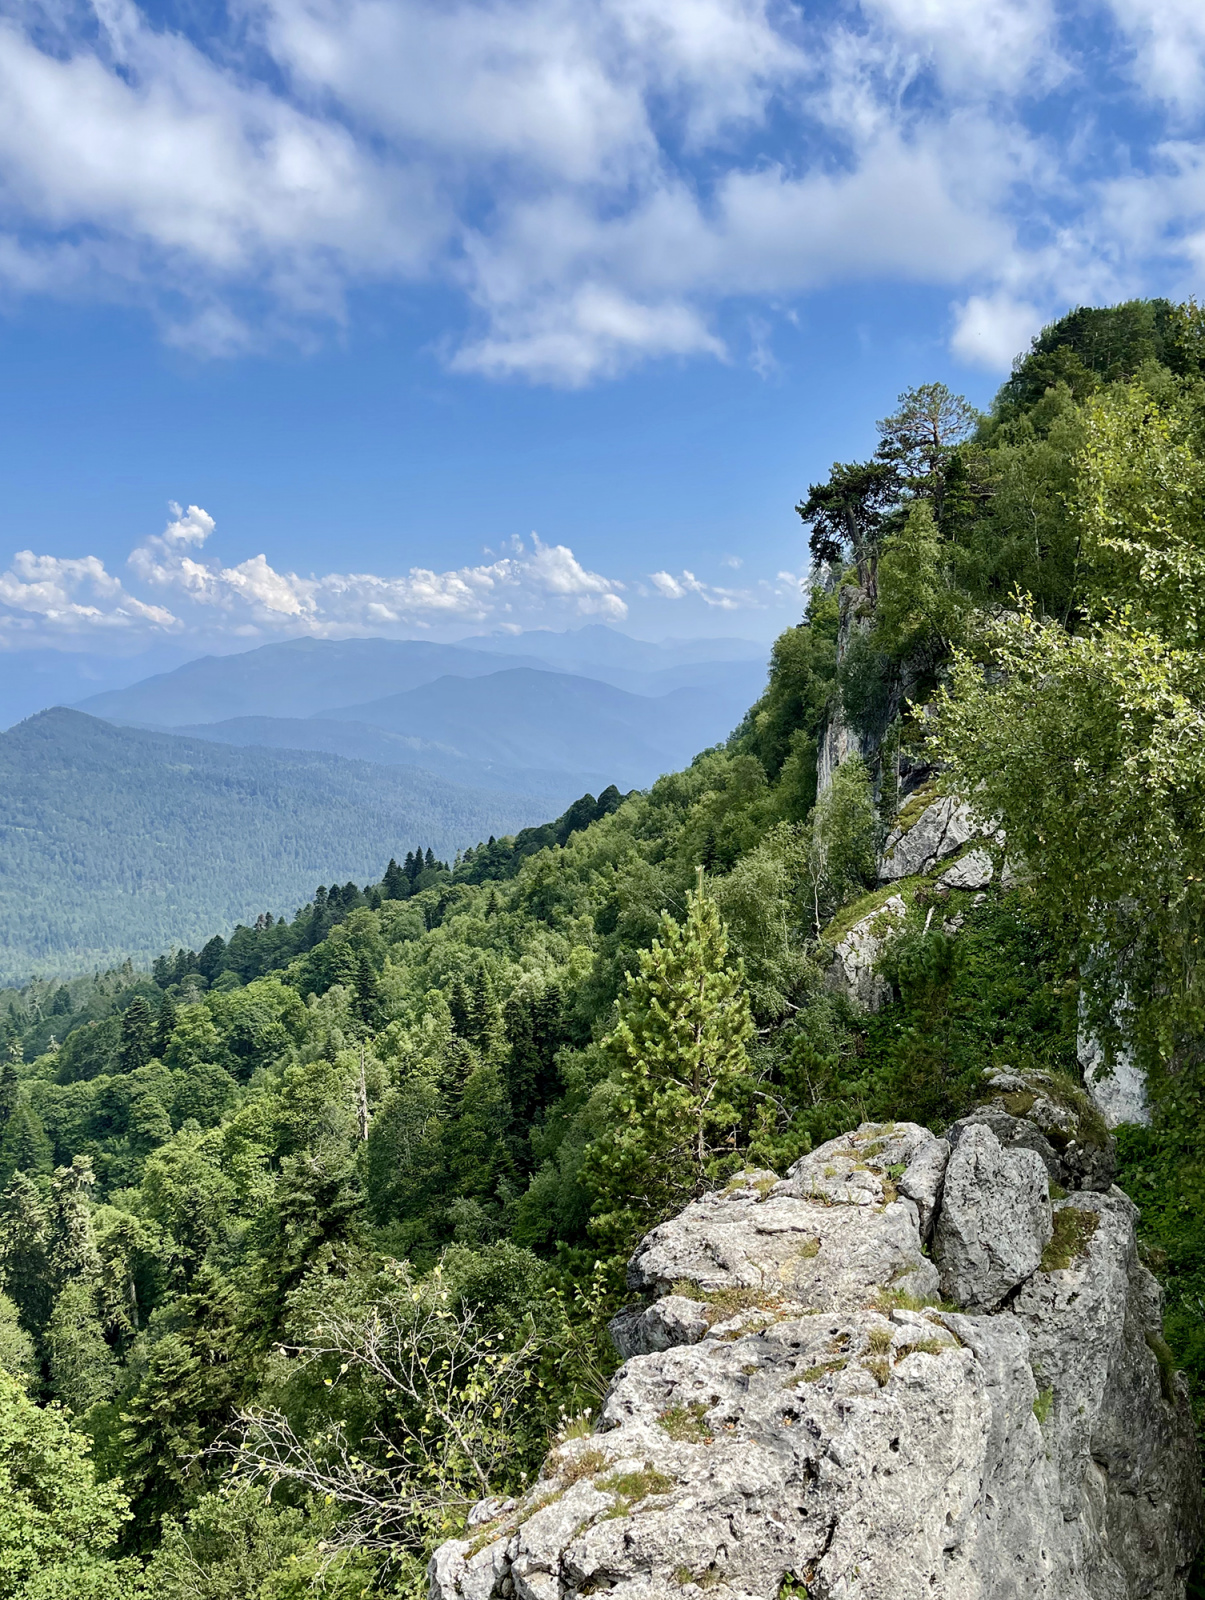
[74, 636, 544, 726]
[0, 708, 550, 981]
[458, 623, 765, 672]
[322, 667, 750, 784]
[157, 714, 596, 806]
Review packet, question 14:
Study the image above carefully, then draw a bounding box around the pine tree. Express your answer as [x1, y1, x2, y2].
[0, 1101, 54, 1186]
[583, 883, 755, 1266]
[352, 952, 384, 1033]
[0, 1061, 17, 1127]
[49, 1156, 102, 1288]
[0, 1174, 53, 1331]
[46, 1278, 119, 1414]
[119, 996, 154, 1073]
[154, 991, 178, 1059]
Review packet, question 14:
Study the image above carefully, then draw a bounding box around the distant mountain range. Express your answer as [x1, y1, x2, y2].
[72, 628, 768, 800]
[0, 708, 551, 984]
[0, 627, 769, 979]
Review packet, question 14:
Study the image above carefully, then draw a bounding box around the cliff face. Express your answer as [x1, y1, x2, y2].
[431, 1088, 1201, 1600]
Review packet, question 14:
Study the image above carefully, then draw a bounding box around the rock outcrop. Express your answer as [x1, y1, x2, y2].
[823, 896, 906, 1012]
[432, 1115, 1201, 1600]
[878, 795, 988, 883]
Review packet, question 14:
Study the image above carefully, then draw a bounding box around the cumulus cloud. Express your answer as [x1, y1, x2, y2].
[0, 0, 1196, 379]
[0, 550, 177, 634]
[0, 504, 633, 642]
[650, 569, 743, 608]
[951, 292, 1045, 370]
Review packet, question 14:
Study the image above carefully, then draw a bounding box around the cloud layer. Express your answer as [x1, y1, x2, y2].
[0, 503, 673, 644]
[0, 0, 1202, 381]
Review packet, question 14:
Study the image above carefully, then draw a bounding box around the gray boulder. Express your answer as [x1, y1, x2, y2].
[938, 848, 993, 890]
[933, 1123, 1052, 1311]
[950, 1066, 1116, 1192]
[432, 1123, 1201, 1600]
[879, 795, 986, 882]
[824, 895, 905, 1012]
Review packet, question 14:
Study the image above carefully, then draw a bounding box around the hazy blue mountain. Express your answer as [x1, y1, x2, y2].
[0, 644, 201, 729]
[0, 708, 550, 983]
[74, 636, 546, 727]
[158, 715, 595, 807]
[322, 667, 751, 786]
[456, 623, 766, 673]
[70, 629, 769, 730]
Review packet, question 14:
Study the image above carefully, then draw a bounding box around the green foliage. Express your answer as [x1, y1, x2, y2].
[0, 1297, 36, 1394]
[805, 759, 879, 937]
[0, 709, 546, 983]
[0, 1371, 134, 1599]
[3, 296, 1205, 1592]
[582, 887, 755, 1269]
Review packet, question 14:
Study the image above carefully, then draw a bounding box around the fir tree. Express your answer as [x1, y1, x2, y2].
[0, 1101, 54, 1186]
[119, 996, 155, 1073]
[154, 991, 178, 1059]
[49, 1157, 102, 1289]
[583, 883, 755, 1266]
[382, 857, 407, 899]
[352, 952, 384, 1033]
[0, 1060, 17, 1127]
[0, 1174, 53, 1331]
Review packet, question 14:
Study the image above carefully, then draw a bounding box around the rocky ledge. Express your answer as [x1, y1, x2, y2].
[431, 1085, 1202, 1600]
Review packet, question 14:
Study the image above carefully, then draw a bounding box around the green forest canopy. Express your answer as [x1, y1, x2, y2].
[3, 297, 1205, 1597]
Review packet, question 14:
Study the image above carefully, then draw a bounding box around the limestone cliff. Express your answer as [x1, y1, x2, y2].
[431, 1089, 1201, 1600]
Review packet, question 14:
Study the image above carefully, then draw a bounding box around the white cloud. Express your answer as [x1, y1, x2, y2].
[0, 0, 1194, 378]
[650, 568, 744, 608]
[860, 0, 1061, 93]
[0, 502, 848, 644]
[117, 506, 630, 635]
[950, 292, 1044, 370]
[0, 549, 177, 633]
[1104, 0, 1205, 116]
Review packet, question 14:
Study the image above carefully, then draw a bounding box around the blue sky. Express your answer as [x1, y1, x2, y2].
[1, 0, 1203, 652]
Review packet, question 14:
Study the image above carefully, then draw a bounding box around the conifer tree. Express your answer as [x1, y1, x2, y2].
[46, 1277, 119, 1414]
[583, 881, 755, 1265]
[154, 990, 178, 1058]
[0, 1101, 54, 1186]
[49, 1157, 102, 1288]
[0, 1174, 53, 1331]
[0, 1060, 17, 1127]
[118, 996, 154, 1074]
[353, 952, 384, 1033]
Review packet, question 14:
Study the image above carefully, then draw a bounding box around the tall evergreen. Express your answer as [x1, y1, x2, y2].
[154, 991, 178, 1058]
[382, 857, 407, 899]
[583, 883, 755, 1267]
[118, 996, 154, 1073]
[0, 1102, 54, 1186]
[0, 1174, 53, 1331]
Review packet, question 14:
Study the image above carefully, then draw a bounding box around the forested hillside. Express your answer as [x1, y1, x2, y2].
[0, 711, 549, 982]
[3, 298, 1205, 1598]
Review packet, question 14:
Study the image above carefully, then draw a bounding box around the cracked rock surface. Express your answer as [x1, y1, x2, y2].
[431, 1121, 1201, 1600]
[878, 796, 987, 882]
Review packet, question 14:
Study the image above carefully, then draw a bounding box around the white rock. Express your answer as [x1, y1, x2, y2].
[610, 1294, 709, 1358]
[938, 849, 993, 891]
[433, 1124, 1202, 1600]
[879, 796, 983, 882]
[1078, 1026, 1150, 1128]
[824, 895, 905, 1012]
[934, 1123, 1052, 1312]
